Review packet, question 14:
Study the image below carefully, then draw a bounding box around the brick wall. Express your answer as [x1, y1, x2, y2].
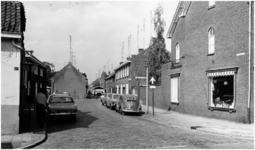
[164, 1, 253, 123]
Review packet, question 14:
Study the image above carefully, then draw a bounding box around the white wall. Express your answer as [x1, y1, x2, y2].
[1, 39, 21, 105]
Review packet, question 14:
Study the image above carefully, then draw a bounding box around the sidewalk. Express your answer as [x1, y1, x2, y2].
[141, 105, 254, 140]
[1, 109, 47, 149]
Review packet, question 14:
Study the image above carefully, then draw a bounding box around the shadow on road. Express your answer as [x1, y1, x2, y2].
[47, 110, 98, 134]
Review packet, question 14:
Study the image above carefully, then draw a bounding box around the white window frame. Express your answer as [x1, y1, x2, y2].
[170, 76, 179, 103]
[208, 28, 215, 55]
[176, 43, 180, 63]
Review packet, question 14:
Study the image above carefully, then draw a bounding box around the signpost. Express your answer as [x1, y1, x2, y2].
[149, 76, 157, 115]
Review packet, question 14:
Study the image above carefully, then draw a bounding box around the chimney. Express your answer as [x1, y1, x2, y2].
[138, 48, 144, 54]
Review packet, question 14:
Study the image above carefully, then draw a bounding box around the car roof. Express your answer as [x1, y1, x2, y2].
[50, 94, 72, 97]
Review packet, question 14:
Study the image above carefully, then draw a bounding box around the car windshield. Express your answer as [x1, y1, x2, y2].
[50, 97, 73, 103]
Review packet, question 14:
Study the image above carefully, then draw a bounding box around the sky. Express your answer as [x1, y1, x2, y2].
[21, 0, 179, 83]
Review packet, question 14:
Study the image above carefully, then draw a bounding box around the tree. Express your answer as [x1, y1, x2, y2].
[148, 3, 170, 85]
[43, 61, 56, 87]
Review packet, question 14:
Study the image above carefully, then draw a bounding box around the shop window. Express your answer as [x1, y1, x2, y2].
[207, 68, 237, 112]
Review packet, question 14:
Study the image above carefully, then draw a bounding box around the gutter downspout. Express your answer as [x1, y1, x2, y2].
[247, 1, 252, 124]
[12, 39, 24, 133]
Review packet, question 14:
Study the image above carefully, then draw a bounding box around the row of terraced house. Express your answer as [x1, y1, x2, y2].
[92, 1, 254, 124]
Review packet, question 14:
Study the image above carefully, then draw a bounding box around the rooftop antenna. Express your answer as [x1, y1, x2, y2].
[137, 25, 139, 50]
[119, 42, 125, 62]
[69, 35, 73, 63]
[143, 18, 145, 49]
[150, 11, 152, 38]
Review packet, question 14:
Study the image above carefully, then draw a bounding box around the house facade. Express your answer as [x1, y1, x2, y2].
[21, 52, 47, 131]
[115, 60, 131, 94]
[52, 62, 87, 98]
[105, 72, 116, 93]
[166, 1, 254, 123]
[1, 1, 26, 134]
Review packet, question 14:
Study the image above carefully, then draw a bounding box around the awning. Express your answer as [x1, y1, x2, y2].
[207, 71, 235, 77]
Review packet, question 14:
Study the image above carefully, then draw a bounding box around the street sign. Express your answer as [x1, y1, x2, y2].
[149, 76, 158, 86]
[150, 86, 156, 89]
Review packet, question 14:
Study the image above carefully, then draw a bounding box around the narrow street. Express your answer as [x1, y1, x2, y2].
[35, 98, 253, 149]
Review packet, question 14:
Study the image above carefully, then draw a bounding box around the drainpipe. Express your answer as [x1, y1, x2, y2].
[12, 39, 24, 133]
[247, 1, 252, 124]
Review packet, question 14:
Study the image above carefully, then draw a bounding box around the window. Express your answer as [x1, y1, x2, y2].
[208, 28, 215, 55]
[126, 83, 129, 94]
[209, 1, 215, 7]
[28, 81, 30, 95]
[170, 77, 179, 103]
[35, 82, 38, 95]
[176, 43, 180, 63]
[34, 66, 38, 75]
[207, 69, 237, 112]
[40, 68, 43, 76]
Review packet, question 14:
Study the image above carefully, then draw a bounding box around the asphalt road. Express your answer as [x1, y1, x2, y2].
[34, 98, 254, 149]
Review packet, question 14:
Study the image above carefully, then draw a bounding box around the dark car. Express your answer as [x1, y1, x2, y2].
[47, 94, 77, 122]
[116, 94, 142, 115]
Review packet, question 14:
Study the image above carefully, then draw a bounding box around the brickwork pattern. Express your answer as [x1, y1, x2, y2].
[166, 1, 253, 123]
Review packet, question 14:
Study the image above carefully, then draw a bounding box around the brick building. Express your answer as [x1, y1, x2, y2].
[165, 1, 254, 123]
[105, 72, 116, 93]
[52, 62, 87, 98]
[115, 60, 131, 94]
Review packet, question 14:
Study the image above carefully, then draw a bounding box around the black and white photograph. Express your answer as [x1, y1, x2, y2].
[1, 0, 254, 149]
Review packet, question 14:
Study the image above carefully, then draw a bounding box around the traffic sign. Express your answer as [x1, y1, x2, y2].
[149, 76, 158, 86]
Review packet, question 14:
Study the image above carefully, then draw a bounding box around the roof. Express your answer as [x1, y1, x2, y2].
[25, 52, 46, 68]
[166, 1, 191, 38]
[1, 1, 26, 33]
[54, 62, 85, 82]
[106, 72, 115, 80]
[114, 60, 131, 71]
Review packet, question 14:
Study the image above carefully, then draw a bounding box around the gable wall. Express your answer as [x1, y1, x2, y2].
[168, 1, 251, 123]
[54, 66, 86, 98]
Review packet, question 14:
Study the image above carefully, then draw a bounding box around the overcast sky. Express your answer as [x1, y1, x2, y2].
[21, 1, 179, 83]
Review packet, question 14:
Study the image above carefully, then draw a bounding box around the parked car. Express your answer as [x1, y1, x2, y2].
[116, 94, 142, 115]
[46, 93, 77, 122]
[100, 93, 106, 105]
[95, 89, 105, 97]
[105, 93, 120, 110]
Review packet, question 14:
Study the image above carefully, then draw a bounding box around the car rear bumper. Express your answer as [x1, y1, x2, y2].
[122, 109, 141, 113]
[49, 112, 77, 115]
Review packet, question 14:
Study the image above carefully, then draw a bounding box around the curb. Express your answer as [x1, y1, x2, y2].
[141, 114, 254, 140]
[20, 132, 47, 149]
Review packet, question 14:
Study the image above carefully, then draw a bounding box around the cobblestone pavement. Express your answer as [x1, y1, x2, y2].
[34, 98, 254, 149]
